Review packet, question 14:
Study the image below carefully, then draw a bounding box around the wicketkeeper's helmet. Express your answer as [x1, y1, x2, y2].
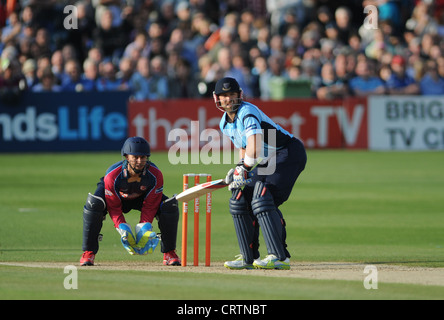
[121, 136, 151, 157]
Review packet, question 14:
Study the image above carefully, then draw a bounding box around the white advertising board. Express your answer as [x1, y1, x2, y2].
[369, 96, 444, 150]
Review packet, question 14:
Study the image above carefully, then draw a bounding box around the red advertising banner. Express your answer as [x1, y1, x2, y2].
[128, 98, 368, 151]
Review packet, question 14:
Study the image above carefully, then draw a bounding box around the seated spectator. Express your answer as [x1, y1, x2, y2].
[50, 50, 64, 84]
[316, 62, 348, 100]
[165, 27, 198, 72]
[147, 55, 169, 99]
[22, 58, 38, 89]
[0, 58, 27, 104]
[256, 26, 271, 58]
[188, 15, 212, 53]
[1, 11, 22, 47]
[286, 64, 302, 81]
[386, 55, 420, 95]
[32, 67, 61, 92]
[130, 57, 150, 101]
[217, 46, 253, 97]
[116, 57, 134, 91]
[96, 60, 130, 92]
[349, 58, 386, 96]
[63, 0, 96, 61]
[35, 56, 51, 83]
[122, 31, 150, 61]
[379, 64, 392, 83]
[168, 57, 200, 98]
[334, 53, 354, 83]
[299, 58, 322, 93]
[61, 59, 95, 92]
[81, 58, 99, 91]
[364, 28, 386, 60]
[30, 28, 52, 60]
[420, 59, 444, 95]
[87, 47, 103, 65]
[334, 6, 356, 45]
[237, 21, 256, 54]
[251, 55, 272, 99]
[196, 54, 224, 98]
[92, 8, 127, 60]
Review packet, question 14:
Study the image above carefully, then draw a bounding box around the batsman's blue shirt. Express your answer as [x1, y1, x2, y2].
[219, 101, 295, 153]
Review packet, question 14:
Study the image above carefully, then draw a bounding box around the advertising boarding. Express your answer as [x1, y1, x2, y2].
[368, 96, 444, 150]
[128, 98, 368, 151]
[0, 91, 129, 152]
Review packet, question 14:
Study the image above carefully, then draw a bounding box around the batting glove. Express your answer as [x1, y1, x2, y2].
[225, 168, 235, 185]
[116, 223, 138, 255]
[229, 164, 254, 190]
[135, 222, 159, 254]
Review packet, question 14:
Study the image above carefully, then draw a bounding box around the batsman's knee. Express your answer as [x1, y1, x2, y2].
[251, 181, 275, 214]
[229, 188, 249, 216]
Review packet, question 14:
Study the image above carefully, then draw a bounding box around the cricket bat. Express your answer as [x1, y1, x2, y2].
[173, 152, 276, 203]
[175, 179, 227, 202]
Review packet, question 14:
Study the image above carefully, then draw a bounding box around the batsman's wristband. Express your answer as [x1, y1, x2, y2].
[244, 154, 257, 168]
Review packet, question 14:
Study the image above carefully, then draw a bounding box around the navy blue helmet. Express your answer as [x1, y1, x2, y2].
[121, 136, 151, 157]
[213, 77, 243, 112]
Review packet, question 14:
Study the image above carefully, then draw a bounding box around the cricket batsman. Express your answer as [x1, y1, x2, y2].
[80, 136, 181, 266]
[214, 77, 307, 270]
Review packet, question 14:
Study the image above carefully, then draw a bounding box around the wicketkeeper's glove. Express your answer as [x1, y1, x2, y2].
[116, 223, 138, 255]
[135, 222, 159, 254]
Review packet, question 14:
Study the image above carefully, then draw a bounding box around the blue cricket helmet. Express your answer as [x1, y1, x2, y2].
[121, 136, 151, 157]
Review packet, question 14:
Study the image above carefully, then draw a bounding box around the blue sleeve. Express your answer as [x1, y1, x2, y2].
[240, 106, 262, 138]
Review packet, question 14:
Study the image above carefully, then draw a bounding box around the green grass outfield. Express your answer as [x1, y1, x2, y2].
[0, 150, 444, 300]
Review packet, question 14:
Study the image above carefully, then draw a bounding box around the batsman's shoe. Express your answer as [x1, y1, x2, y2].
[80, 251, 95, 266]
[253, 254, 290, 270]
[163, 250, 181, 266]
[224, 254, 255, 270]
[116, 223, 137, 255]
[135, 222, 160, 255]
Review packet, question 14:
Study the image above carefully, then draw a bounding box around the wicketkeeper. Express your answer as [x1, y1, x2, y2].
[80, 136, 181, 266]
[214, 77, 307, 270]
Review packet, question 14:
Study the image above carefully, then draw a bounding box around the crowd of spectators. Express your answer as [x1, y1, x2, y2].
[1, 0, 444, 105]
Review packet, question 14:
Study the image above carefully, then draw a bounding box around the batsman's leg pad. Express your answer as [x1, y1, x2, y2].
[82, 193, 106, 254]
[251, 181, 287, 261]
[156, 196, 179, 253]
[276, 208, 290, 258]
[229, 188, 256, 264]
[135, 222, 159, 254]
[116, 223, 137, 255]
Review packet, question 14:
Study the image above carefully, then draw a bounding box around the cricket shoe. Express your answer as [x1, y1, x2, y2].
[80, 251, 95, 266]
[163, 250, 181, 266]
[253, 254, 290, 270]
[224, 254, 260, 270]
